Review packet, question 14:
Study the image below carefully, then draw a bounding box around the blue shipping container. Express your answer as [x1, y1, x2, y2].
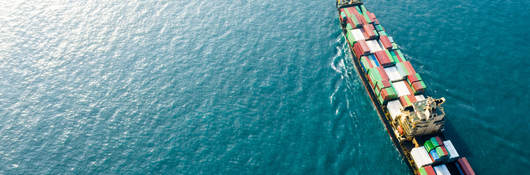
[429, 150, 439, 161]
[369, 54, 380, 67]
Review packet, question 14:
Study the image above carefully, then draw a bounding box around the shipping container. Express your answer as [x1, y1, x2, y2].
[424, 166, 436, 175]
[366, 40, 383, 53]
[380, 35, 393, 49]
[443, 140, 460, 160]
[387, 100, 402, 120]
[415, 95, 426, 101]
[430, 137, 440, 148]
[424, 140, 435, 152]
[433, 164, 451, 175]
[436, 146, 447, 158]
[411, 146, 433, 169]
[353, 41, 370, 58]
[457, 157, 475, 175]
[429, 149, 439, 162]
[375, 50, 392, 66]
[384, 66, 402, 82]
[400, 95, 413, 107]
[336, 3, 473, 174]
[392, 81, 411, 97]
[368, 54, 380, 67]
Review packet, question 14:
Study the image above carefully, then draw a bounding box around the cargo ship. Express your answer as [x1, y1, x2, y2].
[336, 1, 476, 174]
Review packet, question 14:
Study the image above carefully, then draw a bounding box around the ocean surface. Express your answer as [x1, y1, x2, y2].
[1, 0, 529, 174]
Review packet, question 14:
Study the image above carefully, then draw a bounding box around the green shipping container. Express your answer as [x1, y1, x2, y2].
[351, 14, 360, 26]
[386, 87, 397, 98]
[378, 31, 388, 36]
[347, 30, 356, 42]
[436, 147, 446, 157]
[421, 81, 427, 89]
[419, 167, 428, 175]
[401, 95, 412, 106]
[368, 68, 382, 81]
[390, 51, 399, 63]
[346, 23, 353, 30]
[415, 73, 423, 82]
[375, 24, 384, 32]
[361, 57, 371, 72]
[424, 140, 435, 152]
[355, 6, 362, 13]
[359, 5, 372, 23]
[344, 9, 352, 18]
[431, 137, 439, 147]
[396, 50, 406, 62]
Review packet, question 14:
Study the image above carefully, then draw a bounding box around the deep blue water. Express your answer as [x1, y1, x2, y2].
[1, 0, 529, 174]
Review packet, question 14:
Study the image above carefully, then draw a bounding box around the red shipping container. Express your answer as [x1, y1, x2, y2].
[353, 46, 362, 59]
[375, 19, 380, 25]
[424, 166, 436, 175]
[351, 9, 367, 24]
[457, 157, 476, 175]
[412, 81, 425, 92]
[368, 12, 377, 22]
[394, 50, 404, 62]
[376, 79, 391, 92]
[382, 79, 391, 87]
[367, 73, 374, 87]
[380, 88, 389, 100]
[435, 137, 443, 146]
[358, 40, 370, 54]
[407, 74, 419, 83]
[403, 61, 417, 74]
[440, 146, 449, 156]
[399, 96, 409, 106]
[407, 94, 417, 103]
[379, 36, 393, 49]
[363, 24, 375, 39]
[405, 81, 415, 95]
[377, 67, 389, 80]
[375, 51, 391, 66]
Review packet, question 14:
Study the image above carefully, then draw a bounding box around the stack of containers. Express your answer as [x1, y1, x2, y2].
[418, 166, 436, 175]
[353, 41, 370, 59]
[410, 146, 433, 169]
[443, 140, 460, 161]
[433, 164, 451, 175]
[456, 157, 475, 175]
[341, 4, 429, 103]
[368, 67, 398, 104]
[399, 94, 417, 107]
[423, 136, 450, 163]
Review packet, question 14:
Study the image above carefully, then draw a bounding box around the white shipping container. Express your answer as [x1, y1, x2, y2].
[392, 81, 411, 97]
[366, 40, 382, 53]
[352, 29, 365, 41]
[434, 164, 451, 175]
[415, 95, 426, 101]
[384, 66, 402, 82]
[443, 140, 460, 160]
[410, 146, 433, 169]
[386, 100, 402, 120]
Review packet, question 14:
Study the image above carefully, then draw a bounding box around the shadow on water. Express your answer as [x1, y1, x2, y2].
[444, 115, 472, 158]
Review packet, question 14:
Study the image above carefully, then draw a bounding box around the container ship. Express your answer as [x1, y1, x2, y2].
[336, 1, 476, 174]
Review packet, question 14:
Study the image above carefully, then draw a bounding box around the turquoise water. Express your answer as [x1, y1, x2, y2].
[1, 0, 529, 174]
